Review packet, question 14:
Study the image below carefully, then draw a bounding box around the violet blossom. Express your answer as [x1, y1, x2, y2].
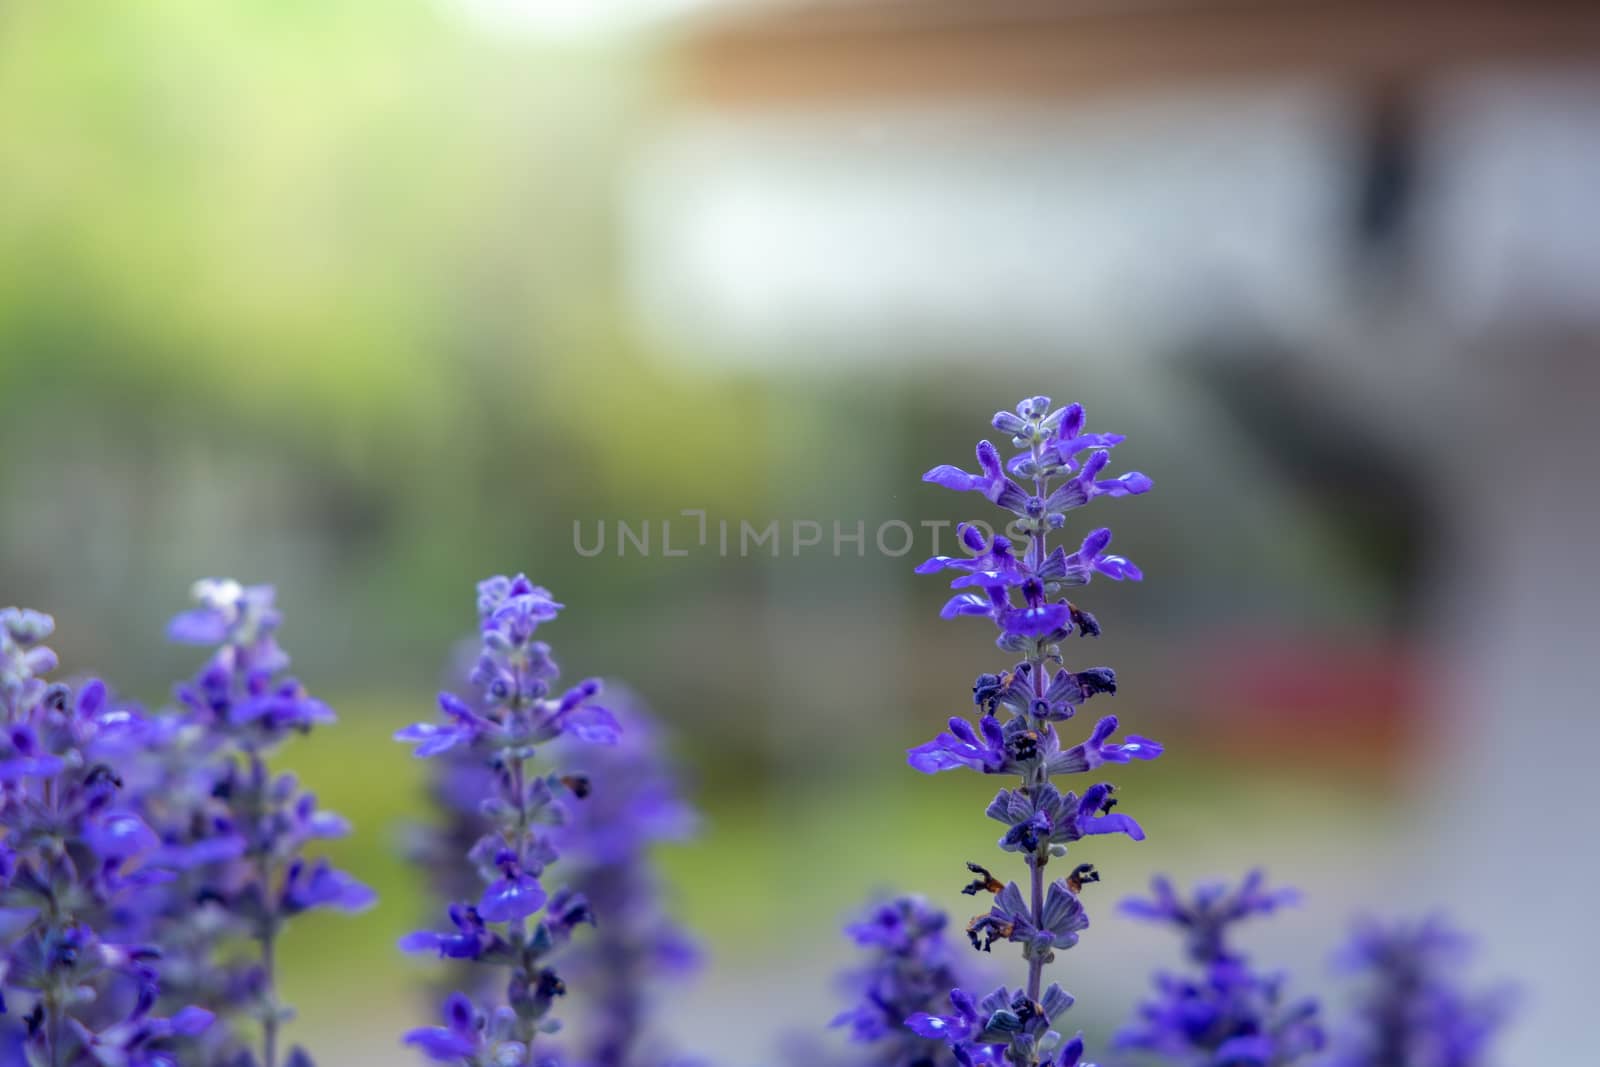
[397, 575, 621, 1066]
[137, 580, 374, 1067]
[1113, 871, 1324, 1066]
[1327, 916, 1507, 1067]
[905, 397, 1160, 1067]
[1, 606, 214, 1066]
[830, 896, 969, 1067]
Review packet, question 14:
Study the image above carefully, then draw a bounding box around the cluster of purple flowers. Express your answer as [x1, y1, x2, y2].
[4, 572, 699, 1067]
[891, 397, 1159, 1067]
[1, 581, 373, 1067]
[830, 897, 969, 1067]
[1113, 872, 1325, 1065]
[1, 607, 212, 1066]
[400, 575, 695, 1067]
[145, 580, 374, 1067]
[1327, 916, 1507, 1067]
[404, 674, 702, 1067]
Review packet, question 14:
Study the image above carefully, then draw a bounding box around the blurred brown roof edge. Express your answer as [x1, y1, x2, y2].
[672, 0, 1600, 109]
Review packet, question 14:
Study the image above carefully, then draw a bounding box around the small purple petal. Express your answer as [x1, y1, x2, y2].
[168, 1007, 214, 1036]
[166, 608, 229, 645]
[479, 872, 546, 922]
[563, 704, 621, 745]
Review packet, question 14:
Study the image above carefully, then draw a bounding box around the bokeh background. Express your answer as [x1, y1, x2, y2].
[3, 0, 1598, 1062]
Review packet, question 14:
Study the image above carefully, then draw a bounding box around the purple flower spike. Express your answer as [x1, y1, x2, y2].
[1329, 916, 1510, 1067]
[906, 396, 1158, 1067]
[1115, 872, 1325, 1065]
[398, 576, 702, 1064]
[831, 895, 972, 1063]
[124, 578, 373, 1065]
[2, 608, 216, 1067]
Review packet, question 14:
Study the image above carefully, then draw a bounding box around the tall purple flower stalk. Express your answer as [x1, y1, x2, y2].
[1113, 871, 1324, 1066]
[1327, 916, 1506, 1067]
[830, 896, 968, 1067]
[402, 652, 699, 1065]
[396, 575, 621, 1066]
[146, 580, 375, 1067]
[903, 397, 1161, 1067]
[1, 607, 214, 1066]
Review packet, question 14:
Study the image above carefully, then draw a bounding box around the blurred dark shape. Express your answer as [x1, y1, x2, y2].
[1188, 342, 1436, 629]
[1184, 632, 1419, 772]
[1351, 78, 1422, 280]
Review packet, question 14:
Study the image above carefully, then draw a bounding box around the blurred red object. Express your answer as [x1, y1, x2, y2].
[1180, 630, 1422, 770]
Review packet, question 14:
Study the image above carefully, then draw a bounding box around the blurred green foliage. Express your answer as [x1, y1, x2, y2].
[0, 0, 782, 706]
